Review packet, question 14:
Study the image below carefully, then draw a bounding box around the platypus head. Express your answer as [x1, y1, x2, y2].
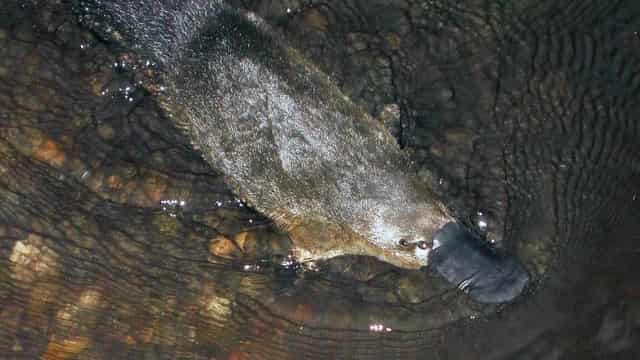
[368, 206, 529, 303]
[282, 198, 453, 270]
[356, 199, 454, 269]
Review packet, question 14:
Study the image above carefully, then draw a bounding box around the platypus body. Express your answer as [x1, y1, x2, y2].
[77, 0, 528, 302]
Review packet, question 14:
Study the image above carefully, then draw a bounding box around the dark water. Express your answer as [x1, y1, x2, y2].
[1, 1, 639, 359]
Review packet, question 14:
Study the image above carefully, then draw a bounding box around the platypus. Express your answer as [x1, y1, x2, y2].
[76, 0, 528, 303]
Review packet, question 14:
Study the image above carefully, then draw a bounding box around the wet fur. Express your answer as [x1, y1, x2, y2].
[77, 0, 453, 268]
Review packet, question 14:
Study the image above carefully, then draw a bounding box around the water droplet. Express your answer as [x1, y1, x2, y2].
[476, 210, 489, 231]
[243, 264, 260, 272]
[478, 220, 488, 230]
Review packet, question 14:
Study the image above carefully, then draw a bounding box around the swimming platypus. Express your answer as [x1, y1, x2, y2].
[76, 0, 528, 302]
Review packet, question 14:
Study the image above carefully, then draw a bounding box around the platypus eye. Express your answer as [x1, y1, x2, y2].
[417, 241, 429, 250]
[398, 238, 409, 247]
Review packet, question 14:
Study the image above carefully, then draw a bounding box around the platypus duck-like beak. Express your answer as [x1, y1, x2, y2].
[429, 222, 530, 304]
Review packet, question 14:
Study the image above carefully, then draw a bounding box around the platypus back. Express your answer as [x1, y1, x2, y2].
[77, 0, 454, 268]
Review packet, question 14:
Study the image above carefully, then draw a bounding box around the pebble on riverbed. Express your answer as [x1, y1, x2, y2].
[209, 234, 242, 260]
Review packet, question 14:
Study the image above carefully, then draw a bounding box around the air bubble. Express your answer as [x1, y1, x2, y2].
[475, 210, 489, 232]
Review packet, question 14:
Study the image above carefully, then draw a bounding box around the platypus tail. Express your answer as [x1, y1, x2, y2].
[75, 0, 224, 66]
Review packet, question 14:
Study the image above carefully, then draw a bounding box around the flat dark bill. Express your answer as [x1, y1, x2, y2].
[429, 222, 529, 303]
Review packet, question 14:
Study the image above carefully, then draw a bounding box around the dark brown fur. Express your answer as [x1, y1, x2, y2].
[78, 0, 455, 268]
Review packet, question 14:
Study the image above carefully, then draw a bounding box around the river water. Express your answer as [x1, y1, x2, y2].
[1, 1, 639, 359]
